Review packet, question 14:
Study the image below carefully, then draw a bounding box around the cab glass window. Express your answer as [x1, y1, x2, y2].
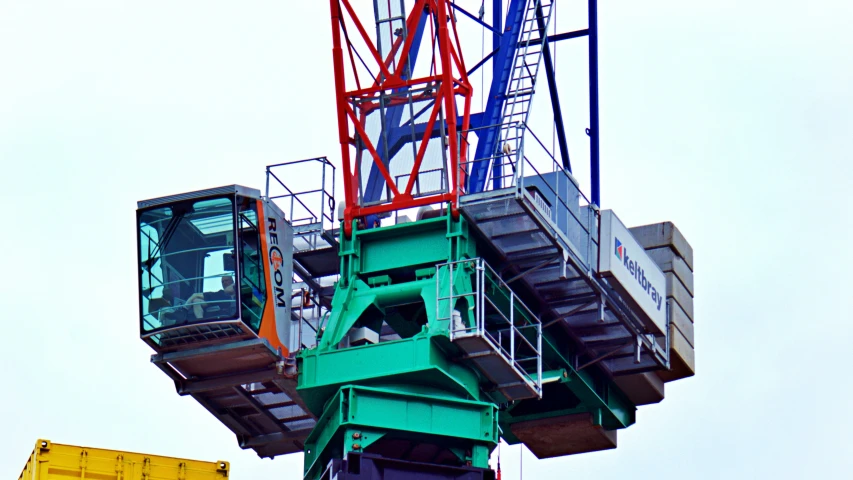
[138, 197, 238, 333]
[238, 197, 266, 332]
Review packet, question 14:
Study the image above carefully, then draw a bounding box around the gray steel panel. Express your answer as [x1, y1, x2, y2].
[559, 311, 611, 329]
[453, 336, 538, 402]
[574, 324, 632, 346]
[493, 231, 553, 254]
[475, 214, 540, 237]
[137, 185, 262, 209]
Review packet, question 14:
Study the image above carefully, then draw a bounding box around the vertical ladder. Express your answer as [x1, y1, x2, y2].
[494, 0, 555, 185]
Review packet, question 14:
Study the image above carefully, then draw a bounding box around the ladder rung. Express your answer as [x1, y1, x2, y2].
[507, 89, 534, 98]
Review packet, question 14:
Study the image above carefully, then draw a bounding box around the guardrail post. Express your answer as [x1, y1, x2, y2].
[510, 293, 515, 365]
[537, 323, 542, 393]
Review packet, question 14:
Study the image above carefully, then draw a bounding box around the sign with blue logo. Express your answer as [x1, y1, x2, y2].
[599, 210, 667, 335]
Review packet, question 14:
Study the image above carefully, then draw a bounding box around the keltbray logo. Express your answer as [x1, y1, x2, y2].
[615, 238, 625, 262]
[614, 237, 663, 311]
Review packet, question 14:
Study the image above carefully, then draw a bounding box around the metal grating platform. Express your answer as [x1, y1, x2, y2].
[150, 321, 253, 351]
[151, 338, 316, 457]
[438, 258, 543, 402]
[458, 161, 668, 376]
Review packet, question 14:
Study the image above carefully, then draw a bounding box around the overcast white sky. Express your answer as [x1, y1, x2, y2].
[2, 1, 852, 478]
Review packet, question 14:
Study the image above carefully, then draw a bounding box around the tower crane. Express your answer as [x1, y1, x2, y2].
[135, 1, 696, 478]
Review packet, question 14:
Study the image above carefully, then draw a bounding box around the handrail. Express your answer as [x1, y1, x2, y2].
[437, 257, 542, 397]
[266, 157, 336, 230]
[457, 119, 599, 268]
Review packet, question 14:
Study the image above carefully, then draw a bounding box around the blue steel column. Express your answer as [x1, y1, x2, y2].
[468, 0, 525, 193]
[490, 0, 503, 190]
[492, 0, 501, 56]
[588, 0, 600, 206]
[535, 3, 571, 173]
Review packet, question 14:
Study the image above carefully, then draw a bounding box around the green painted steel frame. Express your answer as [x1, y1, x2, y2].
[298, 214, 639, 475]
[303, 385, 497, 480]
[298, 335, 482, 415]
[315, 213, 476, 351]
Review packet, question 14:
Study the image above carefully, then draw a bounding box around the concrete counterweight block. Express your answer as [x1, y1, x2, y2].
[628, 221, 694, 271]
[629, 222, 696, 383]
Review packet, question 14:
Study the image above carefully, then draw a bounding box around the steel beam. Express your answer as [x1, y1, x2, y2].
[177, 369, 280, 395]
[534, 3, 571, 172]
[589, 0, 601, 205]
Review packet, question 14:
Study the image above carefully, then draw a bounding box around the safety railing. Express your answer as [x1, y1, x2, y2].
[456, 125, 670, 374]
[290, 285, 328, 352]
[436, 257, 542, 397]
[266, 157, 336, 251]
[394, 167, 448, 199]
[352, 82, 451, 210]
[458, 121, 599, 271]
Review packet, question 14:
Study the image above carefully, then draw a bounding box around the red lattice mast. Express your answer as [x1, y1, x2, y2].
[330, 0, 472, 236]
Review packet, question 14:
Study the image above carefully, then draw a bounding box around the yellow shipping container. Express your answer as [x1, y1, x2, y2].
[18, 439, 229, 480]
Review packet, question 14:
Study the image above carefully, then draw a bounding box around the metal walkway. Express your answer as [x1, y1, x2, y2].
[151, 339, 316, 458]
[458, 149, 668, 376]
[437, 258, 543, 402]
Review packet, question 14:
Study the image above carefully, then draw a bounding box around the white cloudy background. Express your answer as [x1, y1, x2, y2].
[1, 1, 851, 478]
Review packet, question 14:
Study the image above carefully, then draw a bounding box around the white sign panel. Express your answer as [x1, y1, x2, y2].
[262, 200, 294, 351]
[598, 210, 667, 335]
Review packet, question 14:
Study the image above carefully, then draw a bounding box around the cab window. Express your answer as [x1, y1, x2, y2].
[138, 197, 238, 333]
[238, 197, 266, 332]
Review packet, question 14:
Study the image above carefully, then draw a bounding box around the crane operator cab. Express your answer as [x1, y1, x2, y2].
[137, 185, 317, 457]
[136, 185, 294, 356]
